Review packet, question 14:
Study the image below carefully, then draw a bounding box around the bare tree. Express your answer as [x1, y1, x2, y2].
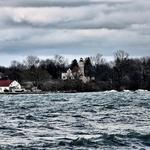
[24, 56, 40, 68]
[11, 60, 21, 68]
[54, 55, 68, 66]
[10, 60, 25, 70]
[90, 53, 105, 65]
[114, 50, 129, 61]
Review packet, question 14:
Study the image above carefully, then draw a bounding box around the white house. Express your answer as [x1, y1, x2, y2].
[61, 69, 74, 80]
[0, 80, 22, 93]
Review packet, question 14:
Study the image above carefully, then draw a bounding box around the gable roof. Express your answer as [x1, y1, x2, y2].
[0, 80, 13, 87]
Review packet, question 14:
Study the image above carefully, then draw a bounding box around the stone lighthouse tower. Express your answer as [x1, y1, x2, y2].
[78, 58, 85, 76]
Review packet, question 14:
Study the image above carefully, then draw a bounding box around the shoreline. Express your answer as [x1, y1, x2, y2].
[0, 89, 149, 95]
[0, 91, 48, 95]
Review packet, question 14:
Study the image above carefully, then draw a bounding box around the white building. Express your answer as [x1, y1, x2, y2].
[61, 69, 74, 80]
[78, 58, 85, 76]
[61, 58, 95, 83]
[0, 80, 22, 93]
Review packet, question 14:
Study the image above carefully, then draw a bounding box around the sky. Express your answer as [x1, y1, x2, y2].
[0, 0, 150, 66]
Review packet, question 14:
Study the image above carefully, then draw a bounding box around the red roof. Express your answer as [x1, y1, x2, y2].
[0, 80, 13, 87]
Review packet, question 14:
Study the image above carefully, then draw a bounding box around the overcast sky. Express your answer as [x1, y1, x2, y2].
[0, 0, 150, 66]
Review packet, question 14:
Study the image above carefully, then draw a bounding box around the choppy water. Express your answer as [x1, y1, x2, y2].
[0, 91, 150, 150]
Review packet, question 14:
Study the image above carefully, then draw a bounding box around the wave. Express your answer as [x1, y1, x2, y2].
[25, 114, 37, 120]
[104, 90, 118, 93]
[126, 131, 150, 146]
[58, 132, 150, 148]
[58, 137, 98, 148]
[135, 89, 149, 92]
[100, 132, 150, 147]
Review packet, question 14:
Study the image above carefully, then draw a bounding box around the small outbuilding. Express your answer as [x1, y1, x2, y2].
[0, 80, 22, 93]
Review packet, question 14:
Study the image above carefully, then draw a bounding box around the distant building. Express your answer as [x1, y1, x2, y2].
[61, 58, 95, 83]
[78, 58, 85, 76]
[0, 80, 22, 93]
[61, 69, 74, 80]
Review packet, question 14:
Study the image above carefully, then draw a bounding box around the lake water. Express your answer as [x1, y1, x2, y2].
[0, 91, 150, 150]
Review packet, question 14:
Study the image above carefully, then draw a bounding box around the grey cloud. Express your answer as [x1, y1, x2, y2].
[0, 0, 150, 64]
[0, 0, 104, 7]
[0, 0, 130, 8]
[1, 3, 149, 31]
[0, 28, 150, 57]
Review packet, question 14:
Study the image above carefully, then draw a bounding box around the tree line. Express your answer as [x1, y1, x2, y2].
[0, 50, 150, 91]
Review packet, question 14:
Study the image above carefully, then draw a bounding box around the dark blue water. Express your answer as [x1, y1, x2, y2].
[0, 90, 150, 150]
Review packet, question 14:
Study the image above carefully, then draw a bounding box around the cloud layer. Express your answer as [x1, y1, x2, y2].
[0, 0, 150, 65]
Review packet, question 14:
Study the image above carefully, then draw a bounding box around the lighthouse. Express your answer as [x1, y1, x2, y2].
[78, 58, 85, 76]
